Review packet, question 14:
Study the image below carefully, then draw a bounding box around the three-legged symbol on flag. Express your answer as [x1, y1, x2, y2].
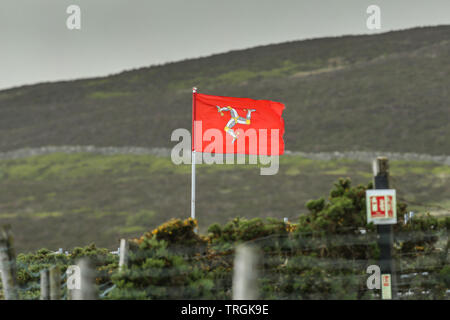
[215, 106, 256, 143]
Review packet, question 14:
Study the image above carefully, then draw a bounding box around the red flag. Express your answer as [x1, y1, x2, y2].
[193, 93, 285, 155]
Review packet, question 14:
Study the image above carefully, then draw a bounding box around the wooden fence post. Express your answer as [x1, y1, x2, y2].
[49, 266, 61, 300]
[119, 239, 129, 271]
[40, 269, 50, 300]
[232, 244, 261, 300]
[373, 157, 397, 299]
[0, 225, 18, 300]
[71, 258, 98, 300]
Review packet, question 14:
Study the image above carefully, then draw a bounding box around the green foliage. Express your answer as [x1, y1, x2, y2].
[306, 198, 325, 214]
[298, 178, 375, 237]
[107, 179, 448, 300]
[209, 217, 288, 244]
[5, 179, 449, 300]
[13, 244, 117, 300]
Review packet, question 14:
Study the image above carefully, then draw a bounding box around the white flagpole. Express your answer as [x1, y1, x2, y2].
[191, 87, 197, 228]
[191, 149, 196, 220]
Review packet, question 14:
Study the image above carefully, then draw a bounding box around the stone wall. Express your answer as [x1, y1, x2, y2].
[0, 146, 449, 165]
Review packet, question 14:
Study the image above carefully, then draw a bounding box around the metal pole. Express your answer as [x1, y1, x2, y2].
[0, 225, 18, 300]
[119, 239, 129, 271]
[49, 266, 61, 300]
[40, 269, 50, 300]
[191, 150, 196, 221]
[233, 244, 260, 300]
[191, 87, 197, 229]
[373, 157, 397, 300]
[72, 258, 98, 300]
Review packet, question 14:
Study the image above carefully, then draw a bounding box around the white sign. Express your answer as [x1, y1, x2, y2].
[366, 189, 397, 225]
[381, 274, 392, 300]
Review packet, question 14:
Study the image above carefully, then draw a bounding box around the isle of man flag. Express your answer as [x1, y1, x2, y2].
[192, 93, 285, 156]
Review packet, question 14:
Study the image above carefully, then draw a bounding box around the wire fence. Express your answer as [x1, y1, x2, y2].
[2, 224, 447, 300]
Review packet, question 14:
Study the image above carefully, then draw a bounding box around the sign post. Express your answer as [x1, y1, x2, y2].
[368, 157, 398, 300]
[381, 274, 392, 300]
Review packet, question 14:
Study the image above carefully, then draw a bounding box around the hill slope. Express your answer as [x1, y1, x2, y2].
[0, 26, 449, 154]
[0, 152, 449, 252]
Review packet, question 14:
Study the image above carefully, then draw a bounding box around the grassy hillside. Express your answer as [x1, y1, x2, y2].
[0, 152, 448, 252]
[0, 26, 449, 154]
[0, 25, 449, 253]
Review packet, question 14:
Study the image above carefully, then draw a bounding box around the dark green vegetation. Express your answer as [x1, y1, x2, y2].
[5, 179, 449, 300]
[0, 26, 449, 154]
[0, 153, 448, 252]
[9, 244, 117, 300]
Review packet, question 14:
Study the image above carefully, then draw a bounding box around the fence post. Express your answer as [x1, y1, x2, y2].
[71, 258, 98, 300]
[40, 269, 50, 300]
[119, 239, 129, 271]
[232, 244, 261, 300]
[49, 266, 61, 300]
[373, 157, 397, 299]
[0, 225, 18, 300]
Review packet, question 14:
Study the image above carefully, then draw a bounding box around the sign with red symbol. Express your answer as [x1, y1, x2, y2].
[381, 274, 392, 300]
[366, 189, 397, 224]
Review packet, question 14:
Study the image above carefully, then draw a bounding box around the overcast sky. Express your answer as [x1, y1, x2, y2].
[1, 0, 449, 90]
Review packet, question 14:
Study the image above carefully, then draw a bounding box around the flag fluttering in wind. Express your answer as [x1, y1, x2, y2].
[190, 88, 286, 227]
[192, 92, 285, 156]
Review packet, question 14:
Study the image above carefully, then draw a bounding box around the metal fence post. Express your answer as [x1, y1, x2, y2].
[49, 266, 61, 300]
[119, 239, 129, 271]
[0, 225, 18, 300]
[71, 258, 98, 300]
[232, 244, 261, 300]
[40, 269, 50, 300]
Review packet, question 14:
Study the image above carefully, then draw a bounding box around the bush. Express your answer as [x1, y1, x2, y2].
[9, 178, 449, 300]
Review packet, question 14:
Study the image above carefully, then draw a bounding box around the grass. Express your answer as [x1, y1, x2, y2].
[0, 153, 448, 253]
[88, 91, 133, 99]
